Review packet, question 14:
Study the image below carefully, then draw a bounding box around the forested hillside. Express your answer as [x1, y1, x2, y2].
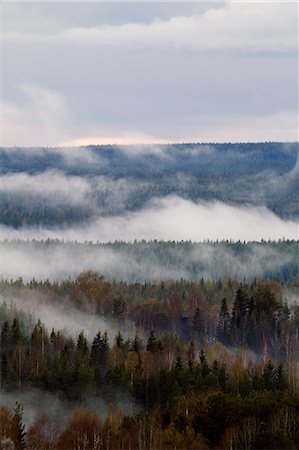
[1, 239, 298, 283]
[1, 142, 298, 228]
[1, 140, 298, 450]
[1, 274, 299, 449]
[2, 0, 298, 447]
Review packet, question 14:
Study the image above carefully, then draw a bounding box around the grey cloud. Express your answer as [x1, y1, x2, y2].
[2, 2, 297, 146]
[4, 3, 297, 53]
[2, 51, 297, 145]
[3, 2, 222, 32]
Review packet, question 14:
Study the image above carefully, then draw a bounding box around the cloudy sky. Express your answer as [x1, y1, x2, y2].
[1, 1, 298, 146]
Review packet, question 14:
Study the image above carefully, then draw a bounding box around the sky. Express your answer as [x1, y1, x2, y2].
[1, 0, 298, 147]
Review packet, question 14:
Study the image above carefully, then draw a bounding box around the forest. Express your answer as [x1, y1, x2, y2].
[1, 271, 299, 449]
[1, 239, 298, 284]
[2, 1, 298, 447]
[0, 142, 298, 228]
[1, 143, 298, 449]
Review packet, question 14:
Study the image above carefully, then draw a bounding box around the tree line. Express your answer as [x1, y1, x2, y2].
[0, 272, 299, 448]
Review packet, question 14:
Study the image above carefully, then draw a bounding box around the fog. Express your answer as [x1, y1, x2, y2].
[1, 144, 298, 223]
[0, 389, 71, 429]
[0, 387, 140, 428]
[0, 170, 146, 212]
[0, 241, 189, 282]
[283, 288, 299, 307]
[0, 171, 92, 206]
[0, 196, 297, 243]
[0, 237, 297, 284]
[0, 293, 132, 341]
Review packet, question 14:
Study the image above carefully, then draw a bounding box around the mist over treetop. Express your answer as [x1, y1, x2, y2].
[0, 239, 298, 284]
[1, 142, 297, 177]
[0, 143, 298, 235]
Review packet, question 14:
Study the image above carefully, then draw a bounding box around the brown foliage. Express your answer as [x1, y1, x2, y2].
[26, 413, 61, 450]
[72, 271, 111, 311]
[56, 407, 103, 450]
[0, 408, 14, 441]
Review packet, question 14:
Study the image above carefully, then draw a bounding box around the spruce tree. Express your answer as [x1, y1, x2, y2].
[12, 402, 26, 450]
[216, 298, 231, 345]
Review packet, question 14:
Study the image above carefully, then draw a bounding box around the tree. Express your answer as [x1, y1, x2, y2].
[90, 330, 109, 375]
[0, 351, 8, 388]
[186, 341, 195, 370]
[112, 296, 126, 321]
[56, 408, 103, 450]
[1, 321, 10, 350]
[11, 402, 26, 450]
[199, 349, 210, 378]
[131, 334, 143, 354]
[72, 271, 111, 312]
[115, 331, 124, 349]
[230, 287, 249, 346]
[0, 407, 14, 441]
[26, 413, 61, 450]
[216, 298, 231, 345]
[76, 331, 88, 356]
[192, 308, 203, 343]
[91, 331, 102, 366]
[146, 331, 163, 353]
[10, 318, 23, 349]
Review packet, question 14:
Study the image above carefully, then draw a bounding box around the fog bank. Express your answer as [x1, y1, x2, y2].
[0, 196, 297, 242]
[0, 239, 297, 284]
[0, 293, 132, 341]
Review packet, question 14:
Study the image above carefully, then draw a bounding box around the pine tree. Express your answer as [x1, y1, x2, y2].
[199, 349, 210, 377]
[230, 286, 249, 346]
[192, 308, 203, 343]
[76, 331, 88, 355]
[10, 318, 22, 349]
[216, 298, 231, 345]
[91, 330, 109, 373]
[113, 296, 126, 321]
[115, 331, 124, 349]
[146, 330, 163, 353]
[263, 360, 275, 390]
[0, 352, 8, 387]
[91, 331, 102, 365]
[1, 320, 10, 349]
[11, 402, 26, 450]
[131, 335, 143, 353]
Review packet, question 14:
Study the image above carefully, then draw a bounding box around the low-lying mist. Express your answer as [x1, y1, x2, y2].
[0, 196, 297, 243]
[0, 292, 132, 341]
[0, 238, 297, 283]
[1, 143, 298, 228]
[0, 387, 140, 428]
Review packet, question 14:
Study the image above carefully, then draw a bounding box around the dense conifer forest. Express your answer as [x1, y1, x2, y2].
[2, 1, 298, 447]
[1, 239, 298, 283]
[1, 143, 298, 227]
[1, 271, 299, 449]
[1, 140, 298, 450]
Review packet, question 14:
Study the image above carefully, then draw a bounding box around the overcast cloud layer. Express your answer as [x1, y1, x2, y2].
[1, 1, 298, 146]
